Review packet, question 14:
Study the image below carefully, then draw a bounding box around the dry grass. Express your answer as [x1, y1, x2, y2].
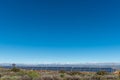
[0, 68, 119, 80]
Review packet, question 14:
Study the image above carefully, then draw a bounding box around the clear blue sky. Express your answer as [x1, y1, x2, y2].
[0, 0, 120, 64]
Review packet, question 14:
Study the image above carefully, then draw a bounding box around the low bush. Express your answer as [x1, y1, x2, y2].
[27, 70, 40, 79]
[60, 73, 65, 78]
[96, 71, 108, 75]
[11, 67, 20, 72]
[67, 71, 82, 76]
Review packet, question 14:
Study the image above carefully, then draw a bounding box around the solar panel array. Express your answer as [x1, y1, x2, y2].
[18, 67, 116, 72]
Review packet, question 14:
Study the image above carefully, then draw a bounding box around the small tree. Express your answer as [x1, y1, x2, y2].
[12, 63, 16, 68]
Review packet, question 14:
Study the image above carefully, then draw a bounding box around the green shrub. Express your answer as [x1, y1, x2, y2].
[96, 71, 108, 75]
[17, 70, 27, 76]
[27, 70, 40, 79]
[60, 74, 64, 78]
[11, 67, 20, 72]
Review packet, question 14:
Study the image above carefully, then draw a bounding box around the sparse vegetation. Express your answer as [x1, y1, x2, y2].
[0, 67, 120, 80]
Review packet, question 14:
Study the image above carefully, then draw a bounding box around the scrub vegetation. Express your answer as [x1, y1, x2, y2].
[0, 67, 120, 80]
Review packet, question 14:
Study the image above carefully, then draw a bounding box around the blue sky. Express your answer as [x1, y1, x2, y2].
[0, 0, 120, 64]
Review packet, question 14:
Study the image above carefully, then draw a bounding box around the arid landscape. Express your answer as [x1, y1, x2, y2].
[0, 67, 120, 80]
